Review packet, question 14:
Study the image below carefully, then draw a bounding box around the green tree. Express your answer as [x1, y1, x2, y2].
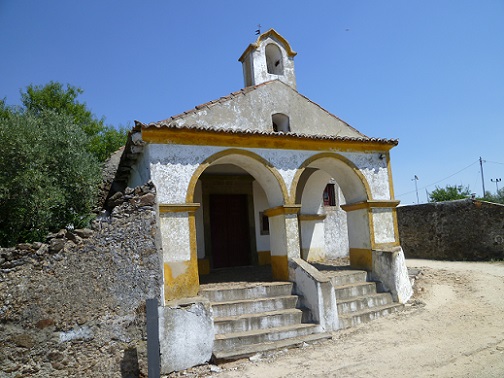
[21, 82, 127, 162]
[482, 188, 504, 204]
[0, 109, 101, 246]
[428, 185, 472, 202]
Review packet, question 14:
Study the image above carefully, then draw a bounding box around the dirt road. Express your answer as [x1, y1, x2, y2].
[169, 259, 504, 378]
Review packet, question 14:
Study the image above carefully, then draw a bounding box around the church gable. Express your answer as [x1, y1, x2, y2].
[144, 80, 368, 139]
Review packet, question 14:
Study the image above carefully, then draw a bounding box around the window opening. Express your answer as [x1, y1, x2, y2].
[272, 113, 290, 133]
[323, 184, 336, 206]
[259, 212, 270, 235]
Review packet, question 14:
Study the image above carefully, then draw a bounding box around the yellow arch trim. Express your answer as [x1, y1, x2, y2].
[186, 148, 289, 204]
[239, 28, 297, 62]
[290, 152, 373, 204]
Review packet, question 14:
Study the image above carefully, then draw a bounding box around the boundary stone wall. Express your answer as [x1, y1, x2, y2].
[397, 199, 504, 261]
[0, 182, 161, 377]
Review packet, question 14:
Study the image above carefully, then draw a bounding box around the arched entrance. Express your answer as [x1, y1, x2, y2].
[293, 153, 373, 269]
[186, 149, 289, 277]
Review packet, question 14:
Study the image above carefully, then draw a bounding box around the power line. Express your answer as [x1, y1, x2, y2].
[485, 160, 504, 165]
[396, 160, 479, 198]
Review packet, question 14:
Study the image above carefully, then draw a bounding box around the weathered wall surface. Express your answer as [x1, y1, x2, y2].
[0, 183, 161, 377]
[397, 199, 504, 261]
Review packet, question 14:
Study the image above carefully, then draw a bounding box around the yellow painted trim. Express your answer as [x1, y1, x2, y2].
[298, 214, 327, 221]
[392, 208, 401, 244]
[142, 128, 395, 154]
[264, 205, 301, 217]
[341, 200, 401, 212]
[385, 152, 397, 200]
[368, 207, 376, 249]
[159, 203, 200, 213]
[185, 148, 289, 204]
[289, 152, 374, 204]
[349, 248, 373, 271]
[271, 255, 289, 281]
[198, 258, 210, 275]
[257, 251, 271, 266]
[374, 241, 401, 249]
[163, 212, 200, 301]
[239, 28, 297, 62]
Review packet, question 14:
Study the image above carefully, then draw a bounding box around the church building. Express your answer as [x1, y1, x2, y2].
[114, 29, 412, 372]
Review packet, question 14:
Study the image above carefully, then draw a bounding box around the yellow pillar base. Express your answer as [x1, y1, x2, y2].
[164, 261, 200, 301]
[349, 248, 373, 271]
[271, 255, 289, 281]
[197, 259, 210, 275]
[257, 251, 271, 266]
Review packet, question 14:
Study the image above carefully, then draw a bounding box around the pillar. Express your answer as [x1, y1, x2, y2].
[298, 214, 327, 262]
[264, 205, 301, 280]
[341, 200, 400, 270]
[158, 203, 200, 303]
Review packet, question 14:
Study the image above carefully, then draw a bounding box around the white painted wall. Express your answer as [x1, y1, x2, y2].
[300, 219, 325, 261]
[346, 209, 371, 250]
[373, 209, 396, 244]
[252, 181, 270, 252]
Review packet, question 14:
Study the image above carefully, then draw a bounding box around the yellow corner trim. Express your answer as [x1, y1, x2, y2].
[349, 248, 373, 271]
[159, 203, 201, 213]
[298, 214, 327, 221]
[341, 200, 400, 212]
[264, 205, 301, 217]
[197, 258, 210, 275]
[257, 251, 271, 266]
[271, 255, 289, 281]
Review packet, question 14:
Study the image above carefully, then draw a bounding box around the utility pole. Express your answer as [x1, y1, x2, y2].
[491, 178, 501, 192]
[480, 157, 486, 196]
[412, 175, 419, 204]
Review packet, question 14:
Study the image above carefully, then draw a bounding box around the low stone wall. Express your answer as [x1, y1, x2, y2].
[397, 199, 504, 261]
[0, 182, 161, 377]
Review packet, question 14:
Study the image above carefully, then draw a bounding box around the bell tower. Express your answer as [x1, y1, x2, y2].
[239, 29, 297, 90]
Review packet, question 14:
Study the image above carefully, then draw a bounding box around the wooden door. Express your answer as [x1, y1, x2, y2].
[209, 194, 251, 268]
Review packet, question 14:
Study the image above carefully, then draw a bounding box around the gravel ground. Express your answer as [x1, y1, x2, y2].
[166, 259, 504, 378]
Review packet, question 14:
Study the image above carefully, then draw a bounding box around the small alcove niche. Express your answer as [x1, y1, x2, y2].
[272, 113, 290, 133]
[265, 44, 284, 75]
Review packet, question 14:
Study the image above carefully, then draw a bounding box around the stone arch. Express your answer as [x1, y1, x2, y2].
[186, 148, 288, 208]
[293, 152, 373, 264]
[291, 152, 372, 205]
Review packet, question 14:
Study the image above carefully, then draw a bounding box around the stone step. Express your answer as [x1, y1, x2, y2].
[214, 323, 321, 352]
[214, 308, 303, 334]
[327, 270, 368, 287]
[211, 295, 298, 318]
[337, 292, 394, 314]
[213, 332, 332, 361]
[200, 282, 293, 302]
[338, 303, 404, 329]
[334, 282, 377, 300]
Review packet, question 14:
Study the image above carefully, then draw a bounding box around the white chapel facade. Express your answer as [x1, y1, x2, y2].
[120, 29, 411, 304]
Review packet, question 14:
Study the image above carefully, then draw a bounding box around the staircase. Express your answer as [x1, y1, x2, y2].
[199, 281, 331, 361]
[325, 269, 404, 329]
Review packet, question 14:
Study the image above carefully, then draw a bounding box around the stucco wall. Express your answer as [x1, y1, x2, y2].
[253, 181, 271, 252]
[397, 199, 504, 261]
[142, 143, 392, 207]
[172, 81, 364, 138]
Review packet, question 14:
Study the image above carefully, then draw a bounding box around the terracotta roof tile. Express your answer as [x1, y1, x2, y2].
[135, 121, 398, 146]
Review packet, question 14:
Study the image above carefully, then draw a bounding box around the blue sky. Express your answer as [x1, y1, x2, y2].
[1, 1, 503, 204]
